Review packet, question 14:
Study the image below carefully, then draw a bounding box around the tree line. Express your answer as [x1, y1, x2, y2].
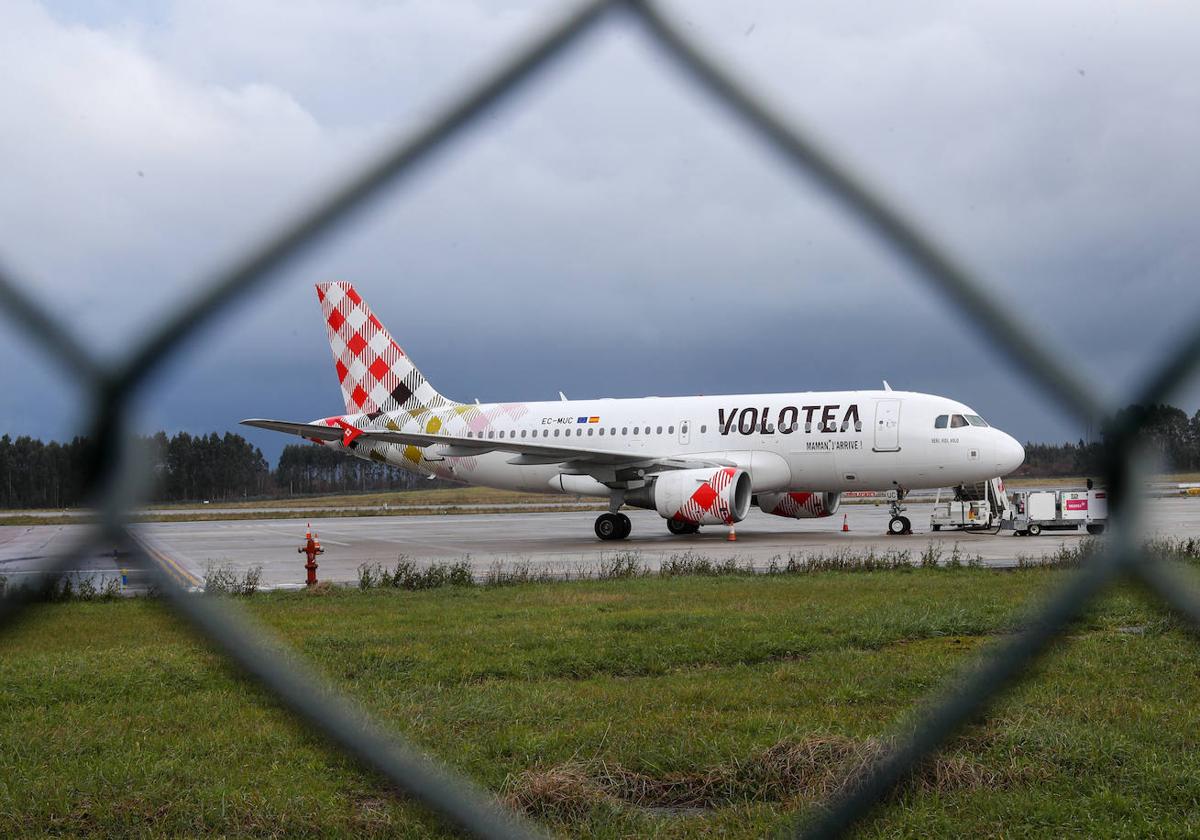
[0, 431, 430, 509]
[1014, 403, 1200, 477]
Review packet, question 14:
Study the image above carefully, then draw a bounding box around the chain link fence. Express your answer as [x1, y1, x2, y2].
[2, 1, 1196, 836]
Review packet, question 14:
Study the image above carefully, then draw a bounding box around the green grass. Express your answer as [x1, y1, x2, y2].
[0, 486, 605, 525]
[3, 568, 1200, 837]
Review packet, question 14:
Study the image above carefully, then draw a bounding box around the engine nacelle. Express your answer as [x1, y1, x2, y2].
[756, 491, 841, 519]
[627, 467, 753, 525]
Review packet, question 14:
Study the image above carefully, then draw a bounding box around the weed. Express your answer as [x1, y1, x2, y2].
[947, 543, 963, 569]
[659, 551, 754, 577]
[203, 562, 263, 595]
[1017, 538, 1104, 570]
[919, 543, 943, 569]
[358, 556, 478, 590]
[485, 561, 557, 587]
[783, 548, 914, 574]
[596, 551, 649, 580]
[3, 572, 123, 602]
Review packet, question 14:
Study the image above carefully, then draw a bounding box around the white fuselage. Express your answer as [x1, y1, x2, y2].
[336, 389, 1024, 497]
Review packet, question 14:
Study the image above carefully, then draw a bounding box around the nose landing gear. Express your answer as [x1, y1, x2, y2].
[886, 487, 912, 536]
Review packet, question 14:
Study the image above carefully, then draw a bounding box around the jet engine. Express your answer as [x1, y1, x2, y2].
[627, 467, 753, 525]
[756, 490, 841, 519]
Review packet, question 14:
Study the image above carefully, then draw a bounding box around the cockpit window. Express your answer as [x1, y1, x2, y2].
[950, 414, 968, 428]
[934, 414, 949, 429]
[965, 414, 989, 427]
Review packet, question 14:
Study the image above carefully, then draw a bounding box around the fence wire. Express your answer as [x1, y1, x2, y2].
[1, 0, 1196, 836]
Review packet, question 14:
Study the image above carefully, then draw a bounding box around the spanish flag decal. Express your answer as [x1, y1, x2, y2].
[588, 416, 600, 423]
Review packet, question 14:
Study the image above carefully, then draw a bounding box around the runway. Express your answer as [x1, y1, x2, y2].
[5, 499, 1199, 590]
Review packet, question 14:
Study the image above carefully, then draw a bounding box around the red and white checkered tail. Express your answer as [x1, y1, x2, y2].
[316, 282, 457, 416]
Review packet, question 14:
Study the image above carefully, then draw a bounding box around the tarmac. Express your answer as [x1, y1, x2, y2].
[4, 498, 1198, 591]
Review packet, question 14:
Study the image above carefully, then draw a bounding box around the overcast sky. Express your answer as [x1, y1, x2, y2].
[2, 0, 1198, 462]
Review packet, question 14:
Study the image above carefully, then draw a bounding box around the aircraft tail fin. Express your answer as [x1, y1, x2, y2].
[315, 281, 455, 416]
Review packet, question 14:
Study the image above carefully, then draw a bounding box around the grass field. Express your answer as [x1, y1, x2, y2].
[4, 565, 1200, 837]
[156, 486, 579, 510]
[0, 486, 605, 526]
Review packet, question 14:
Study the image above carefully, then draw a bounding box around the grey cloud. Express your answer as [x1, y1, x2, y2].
[2, 0, 1198, 456]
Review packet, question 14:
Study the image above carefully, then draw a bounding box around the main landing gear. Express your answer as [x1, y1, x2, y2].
[595, 512, 632, 541]
[887, 488, 912, 536]
[666, 518, 700, 536]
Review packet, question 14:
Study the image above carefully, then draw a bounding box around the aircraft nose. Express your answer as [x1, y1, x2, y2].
[996, 432, 1025, 475]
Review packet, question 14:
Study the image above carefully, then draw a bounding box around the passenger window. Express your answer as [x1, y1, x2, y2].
[553, 429, 560, 437]
[656, 426, 663, 434]
[699, 425, 705, 433]
[668, 425, 674, 434]
[587, 428, 594, 436]
[622, 427, 628, 435]
[487, 431, 495, 439]
[934, 415, 948, 429]
[950, 414, 968, 428]
[576, 429, 582, 436]
[520, 430, 526, 438]
[599, 428, 605, 436]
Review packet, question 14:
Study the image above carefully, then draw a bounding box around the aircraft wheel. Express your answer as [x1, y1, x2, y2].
[595, 513, 625, 541]
[617, 513, 632, 539]
[667, 518, 697, 536]
[932, 524, 942, 532]
[888, 516, 909, 535]
[1028, 523, 1042, 536]
[1087, 523, 1105, 535]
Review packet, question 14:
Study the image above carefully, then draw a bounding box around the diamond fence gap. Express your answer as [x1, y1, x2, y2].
[1, 1, 1198, 837]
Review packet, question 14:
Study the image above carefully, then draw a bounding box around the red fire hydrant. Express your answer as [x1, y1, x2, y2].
[298, 523, 323, 586]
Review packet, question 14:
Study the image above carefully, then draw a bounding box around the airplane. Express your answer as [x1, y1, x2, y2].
[243, 282, 1025, 540]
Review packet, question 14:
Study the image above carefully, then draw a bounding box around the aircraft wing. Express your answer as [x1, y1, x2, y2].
[240, 418, 731, 476]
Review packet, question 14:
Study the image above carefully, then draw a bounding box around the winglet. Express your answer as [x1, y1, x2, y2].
[882, 380, 892, 391]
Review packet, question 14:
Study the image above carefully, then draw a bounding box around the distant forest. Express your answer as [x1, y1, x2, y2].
[0, 432, 431, 509]
[1012, 403, 1200, 478]
[2, 402, 1199, 508]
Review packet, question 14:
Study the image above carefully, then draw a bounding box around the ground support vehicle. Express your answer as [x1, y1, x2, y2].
[1008, 488, 1108, 536]
[930, 478, 1013, 531]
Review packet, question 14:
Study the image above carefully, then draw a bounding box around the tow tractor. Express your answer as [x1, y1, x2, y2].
[930, 478, 1013, 532]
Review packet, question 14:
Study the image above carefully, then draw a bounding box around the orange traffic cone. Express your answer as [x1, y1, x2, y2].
[727, 524, 737, 542]
[842, 514, 850, 533]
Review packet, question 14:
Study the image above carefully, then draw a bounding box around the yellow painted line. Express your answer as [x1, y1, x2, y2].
[130, 534, 202, 587]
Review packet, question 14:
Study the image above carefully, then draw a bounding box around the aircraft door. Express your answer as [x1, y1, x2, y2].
[678, 420, 691, 446]
[873, 399, 901, 452]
